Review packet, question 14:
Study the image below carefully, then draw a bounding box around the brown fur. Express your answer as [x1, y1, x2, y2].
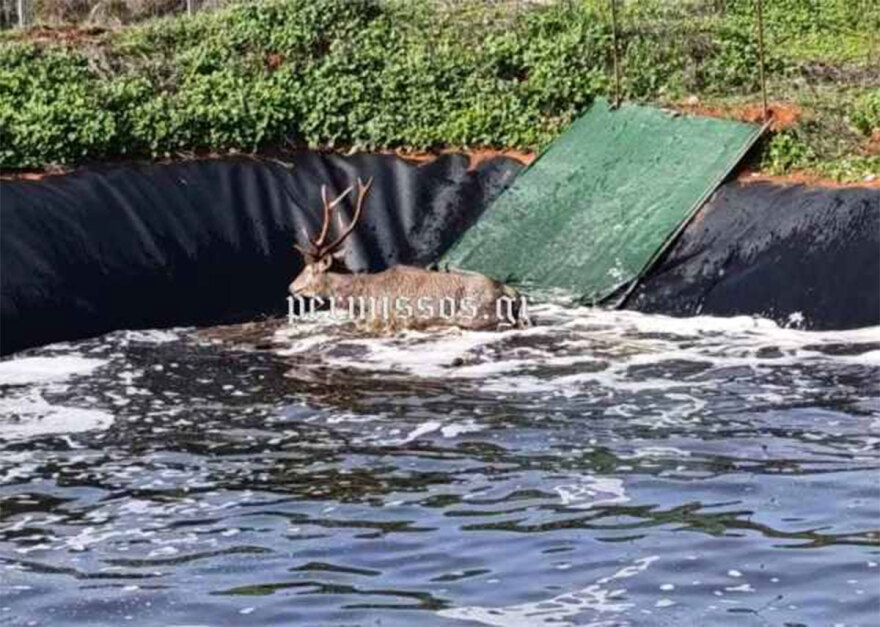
[290, 264, 525, 331]
[289, 177, 526, 332]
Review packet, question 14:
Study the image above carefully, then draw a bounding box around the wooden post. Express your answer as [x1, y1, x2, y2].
[610, 0, 621, 109]
[186, 0, 193, 16]
[755, 0, 768, 122]
[17, 0, 26, 28]
[869, 0, 878, 66]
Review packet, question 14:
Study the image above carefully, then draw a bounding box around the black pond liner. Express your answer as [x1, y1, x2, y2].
[1, 154, 877, 355]
[628, 181, 880, 331]
[0, 153, 521, 355]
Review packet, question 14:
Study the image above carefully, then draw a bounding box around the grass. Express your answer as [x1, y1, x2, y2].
[686, 0, 880, 181]
[1, 0, 878, 181]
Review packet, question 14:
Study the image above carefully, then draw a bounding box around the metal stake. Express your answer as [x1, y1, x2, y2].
[610, 0, 621, 109]
[755, 0, 768, 122]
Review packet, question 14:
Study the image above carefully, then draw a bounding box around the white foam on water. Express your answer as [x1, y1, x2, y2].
[841, 350, 880, 365]
[270, 303, 880, 404]
[555, 477, 629, 509]
[400, 420, 444, 443]
[440, 419, 485, 438]
[0, 389, 114, 440]
[621, 446, 692, 460]
[0, 355, 113, 440]
[332, 330, 511, 378]
[0, 356, 106, 386]
[377, 418, 487, 445]
[120, 329, 181, 344]
[437, 555, 659, 626]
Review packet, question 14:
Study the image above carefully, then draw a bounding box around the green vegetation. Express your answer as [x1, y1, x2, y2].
[1, 0, 878, 180]
[853, 91, 880, 137]
[760, 89, 880, 181]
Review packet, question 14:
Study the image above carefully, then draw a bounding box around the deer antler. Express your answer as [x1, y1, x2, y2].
[314, 184, 353, 248]
[293, 224, 313, 258]
[322, 177, 373, 256]
[294, 178, 372, 261]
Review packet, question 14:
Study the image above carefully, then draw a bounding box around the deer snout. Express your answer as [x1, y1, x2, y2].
[289, 275, 310, 297]
[290, 267, 324, 298]
[290, 257, 333, 298]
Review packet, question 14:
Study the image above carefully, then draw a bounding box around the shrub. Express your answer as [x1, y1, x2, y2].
[0, 44, 118, 167]
[852, 91, 880, 137]
[0, 0, 860, 171]
[761, 129, 815, 174]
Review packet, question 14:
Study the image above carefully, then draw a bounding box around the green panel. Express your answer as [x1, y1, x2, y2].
[443, 99, 764, 303]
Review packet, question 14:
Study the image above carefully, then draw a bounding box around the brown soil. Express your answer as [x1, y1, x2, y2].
[8, 171, 54, 181]
[265, 53, 285, 70]
[9, 25, 109, 45]
[379, 148, 536, 170]
[865, 131, 880, 155]
[675, 101, 802, 132]
[4, 143, 874, 191]
[0, 148, 537, 181]
[737, 167, 880, 189]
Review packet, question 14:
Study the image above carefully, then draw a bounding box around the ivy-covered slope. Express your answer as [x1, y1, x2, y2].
[1, 0, 877, 179]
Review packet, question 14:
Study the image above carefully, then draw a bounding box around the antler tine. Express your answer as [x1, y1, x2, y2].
[327, 184, 354, 209]
[314, 185, 331, 247]
[321, 177, 373, 256]
[314, 184, 354, 247]
[292, 224, 312, 259]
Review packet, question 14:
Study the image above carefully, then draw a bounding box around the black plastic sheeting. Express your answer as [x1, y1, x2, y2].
[2, 155, 878, 354]
[0, 154, 521, 354]
[627, 181, 880, 330]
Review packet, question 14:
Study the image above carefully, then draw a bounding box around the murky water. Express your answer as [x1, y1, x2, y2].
[1, 301, 879, 626]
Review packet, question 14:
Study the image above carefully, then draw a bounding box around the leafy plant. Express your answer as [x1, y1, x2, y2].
[852, 91, 880, 137]
[1, 0, 878, 180]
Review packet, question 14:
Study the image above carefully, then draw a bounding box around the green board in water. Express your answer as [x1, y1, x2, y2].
[442, 99, 764, 303]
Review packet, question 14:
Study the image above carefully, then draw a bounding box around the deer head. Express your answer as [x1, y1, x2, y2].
[289, 177, 373, 297]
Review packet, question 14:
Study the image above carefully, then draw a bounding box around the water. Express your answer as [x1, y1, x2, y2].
[1, 302, 878, 626]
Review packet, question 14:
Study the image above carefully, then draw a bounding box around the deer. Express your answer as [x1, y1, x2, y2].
[288, 177, 528, 332]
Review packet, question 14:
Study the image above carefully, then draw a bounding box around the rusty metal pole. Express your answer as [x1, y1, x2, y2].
[755, 0, 768, 121]
[610, 0, 621, 109]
